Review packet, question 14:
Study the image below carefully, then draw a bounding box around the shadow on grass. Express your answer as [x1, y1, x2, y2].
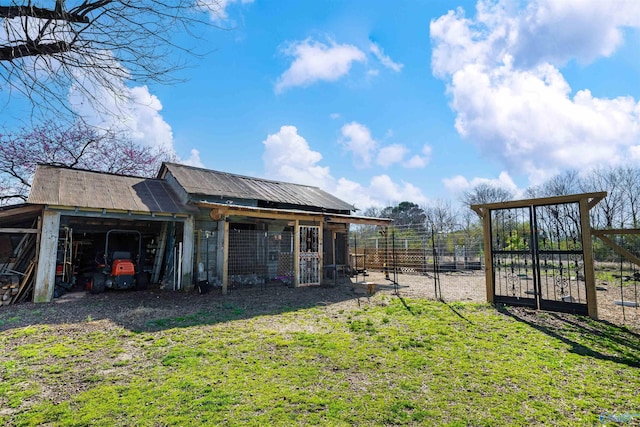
[396, 295, 416, 315]
[498, 305, 640, 368]
[440, 299, 474, 324]
[0, 280, 363, 333]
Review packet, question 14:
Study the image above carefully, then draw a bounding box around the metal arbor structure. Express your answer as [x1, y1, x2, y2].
[472, 192, 606, 319]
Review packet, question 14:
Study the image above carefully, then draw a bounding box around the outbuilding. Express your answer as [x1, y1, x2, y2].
[16, 163, 389, 303]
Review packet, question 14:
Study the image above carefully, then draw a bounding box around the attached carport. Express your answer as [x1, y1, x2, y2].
[27, 165, 196, 303]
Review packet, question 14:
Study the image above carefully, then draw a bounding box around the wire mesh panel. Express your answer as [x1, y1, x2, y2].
[274, 232, 294, 285]
[349, 225, 484, 300]
[594, 233, 640, 324]
[227, 228, 294, 288]
[350, 228, 482, 273]
[194, 228, 218, 284]
[300, 226, 320, 285]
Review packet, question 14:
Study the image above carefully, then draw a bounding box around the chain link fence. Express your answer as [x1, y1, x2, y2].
[348, 224, 486, 302]
[347, 224, 638, 326]
[592, 234, 640, 325]
[191, 223, 637, 326]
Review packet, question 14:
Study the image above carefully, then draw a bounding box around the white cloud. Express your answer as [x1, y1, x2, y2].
[341, 124, 432, 170]
[443, 171, 520, 196]
[70, 78, 174, 153]
[333, 178, 378, 210]
[442, 175, 472, 194]
[275, 38, 366, 93]
[125, 86, 175, 152]
[376, 144, 408, 168]
[369, 175, 428, 205]
[196, 0, 254, 22]
[262, 125, 332, 187]
[370, 42, 404, 72]
[333, 176, 428, 210]
[404, 145, 432, 168]
[431, 0, 640, 183]
[507, 0, 640, 67]
[68, 65, 202, 166]
[182, 149, 205, 168]
[261, 125, 427, 210]
[340, 121, 378, 167]
[404, 155, 427, 169]
[329, 113, 341, 120]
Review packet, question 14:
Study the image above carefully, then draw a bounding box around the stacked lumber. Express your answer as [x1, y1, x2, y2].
[0, 276, 19, 306]
[0, 230, 38, 307]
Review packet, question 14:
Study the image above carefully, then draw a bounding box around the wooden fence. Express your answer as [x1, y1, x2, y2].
[349, 248, 482, 275]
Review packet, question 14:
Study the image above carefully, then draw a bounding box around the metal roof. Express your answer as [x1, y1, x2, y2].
[160, 163, 356, 212]
[197, 201, 392, 225]
[28, 165, 190, 214]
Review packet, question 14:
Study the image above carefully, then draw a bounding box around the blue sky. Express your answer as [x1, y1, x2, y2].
[4, 0, 640, 211]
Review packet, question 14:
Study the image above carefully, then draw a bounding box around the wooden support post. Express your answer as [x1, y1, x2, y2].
[33, 210, 60, 303]
[34, 215, 41, 296]
[196, 229, 202, 269]
[481, 208, 494, 304]
[151, 222, 168, 284]
[222, 219, 229, 294]
[216, 221, 224, 287]
[318, 221, 324, 284]
[580, 198, 598, 319]
[294, 220, 300, 287]
[181, 216, 194, 290]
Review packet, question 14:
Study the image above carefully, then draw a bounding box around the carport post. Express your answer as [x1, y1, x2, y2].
[34, 210, 60, 303]
[181, 216, 194, 290]
[219, 219, 229, 294]
[293, 220, 300, 287]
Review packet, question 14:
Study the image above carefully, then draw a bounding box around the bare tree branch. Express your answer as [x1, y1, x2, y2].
[0, 1, 225, 118]
[0, 5, 89, 23]
[0, 41, 71, 60]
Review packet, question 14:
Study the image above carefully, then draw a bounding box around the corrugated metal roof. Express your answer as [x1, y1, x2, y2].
[27, 165, 190, 214]
[160, 163, 356, 212]
[196, 201, 392, 225]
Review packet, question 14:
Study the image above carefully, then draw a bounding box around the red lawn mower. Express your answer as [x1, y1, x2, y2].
[89, 229, 149, 294]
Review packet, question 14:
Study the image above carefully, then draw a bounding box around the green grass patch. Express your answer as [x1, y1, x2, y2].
[1, 298, 638, 426]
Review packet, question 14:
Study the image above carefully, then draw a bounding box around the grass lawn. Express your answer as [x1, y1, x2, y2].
[1, 295, 639, 426]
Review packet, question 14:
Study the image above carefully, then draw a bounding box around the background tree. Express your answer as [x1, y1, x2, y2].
[423, 199, 457, 234]
[579, 167, 625, 229]
[380, 201, 426, 228]
[0, 119, 173, 204]
[0, 1, 222, 116]
[618, 166, 640, 227]
[462, 183, 514, 208]
[525, 170, 581, 198]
